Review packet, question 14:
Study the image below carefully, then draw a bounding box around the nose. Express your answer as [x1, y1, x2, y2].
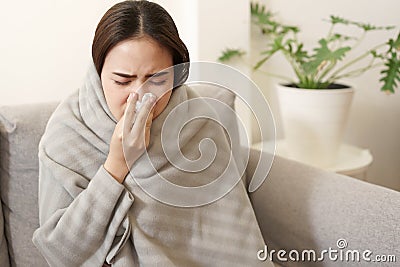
[128, 82, 147, 101]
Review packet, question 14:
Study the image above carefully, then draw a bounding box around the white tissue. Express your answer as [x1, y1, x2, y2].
[135, 93, 156, 112]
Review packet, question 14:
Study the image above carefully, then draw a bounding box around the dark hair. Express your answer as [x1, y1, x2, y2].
[92, 0, 190, 87]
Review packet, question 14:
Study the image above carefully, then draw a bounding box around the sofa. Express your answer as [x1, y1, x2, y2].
[0, 101, 399, 267]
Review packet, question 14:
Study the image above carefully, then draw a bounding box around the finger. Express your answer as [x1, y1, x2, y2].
[123, 92, 138, 136]
[144, 109, 154, 147]
[131, 95, 156, 136]
[115, 109, 127, 141]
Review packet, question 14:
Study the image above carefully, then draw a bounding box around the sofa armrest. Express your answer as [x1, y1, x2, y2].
[247, 149, 400, 267]
[0, 102, 59, 266]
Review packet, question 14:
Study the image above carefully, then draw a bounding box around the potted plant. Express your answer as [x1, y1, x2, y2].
[219, 2, 399, 167]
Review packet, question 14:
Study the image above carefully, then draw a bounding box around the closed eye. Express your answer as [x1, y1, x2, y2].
[114, 80, 131, 86]
[150, 80, 166, 86]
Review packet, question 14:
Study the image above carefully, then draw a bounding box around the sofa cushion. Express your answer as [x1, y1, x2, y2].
[0, 194, 10, 267]
[0, 102, 58, 266]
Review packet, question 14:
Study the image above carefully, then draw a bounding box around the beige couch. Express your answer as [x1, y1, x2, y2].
[0, 102, 399, 266]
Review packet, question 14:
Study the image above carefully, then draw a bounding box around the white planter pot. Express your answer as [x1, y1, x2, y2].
[276, 84, 354, 168]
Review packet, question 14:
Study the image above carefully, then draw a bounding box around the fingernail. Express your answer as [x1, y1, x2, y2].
[149, 96, 156, 103]
[128, 93, 137, 102]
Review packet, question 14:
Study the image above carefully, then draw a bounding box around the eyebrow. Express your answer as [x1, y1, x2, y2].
[112, 71, 170, 78]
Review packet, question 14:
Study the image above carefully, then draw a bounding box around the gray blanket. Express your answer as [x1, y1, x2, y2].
[32, 61, 274, 267]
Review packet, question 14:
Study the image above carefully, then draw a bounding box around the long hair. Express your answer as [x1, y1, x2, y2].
[92, 0, 190, 87]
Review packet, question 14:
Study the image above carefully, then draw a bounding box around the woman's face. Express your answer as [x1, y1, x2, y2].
[101, 35, 174, 121]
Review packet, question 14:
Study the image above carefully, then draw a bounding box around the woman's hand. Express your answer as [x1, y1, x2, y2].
[104, 92, 156, 183]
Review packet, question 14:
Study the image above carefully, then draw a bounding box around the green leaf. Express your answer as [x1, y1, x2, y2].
[371, 50, 385, 60]
[388, 32, 400, 51]
[280, 25, 300, 34]
[260, 35, 284, 55]
[293, 43, 309, 63]
[327, 15, 395, 32]
[218, 49, 245, 62]
[250, 2, 266, 16]
[326, 33, 356, 43]
[379, 33, 400, 93]
[250, 2, 273, 26]
[379, 52, 400, 94]
[352, 21, 395, 32]
[250, 2, 298, 35]
[303, 39, 351, 75]
[328, 15, 350, 25]
[255, 35, 286, 69]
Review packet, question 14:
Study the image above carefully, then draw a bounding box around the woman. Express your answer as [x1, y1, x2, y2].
[32, 1, 274, 266]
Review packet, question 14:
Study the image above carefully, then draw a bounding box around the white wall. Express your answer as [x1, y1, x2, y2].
[0, 0, 252, 142]
[155, 0, 250, 62]
[0, 0, 123, 106]
[251, 0, 400, 190]
[0, 0, 248, 106]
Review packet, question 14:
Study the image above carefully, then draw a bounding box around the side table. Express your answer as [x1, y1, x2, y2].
[253, 140, 373, 180]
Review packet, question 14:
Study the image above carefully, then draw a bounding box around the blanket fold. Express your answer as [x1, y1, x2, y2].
[32, 61, 274, 267]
